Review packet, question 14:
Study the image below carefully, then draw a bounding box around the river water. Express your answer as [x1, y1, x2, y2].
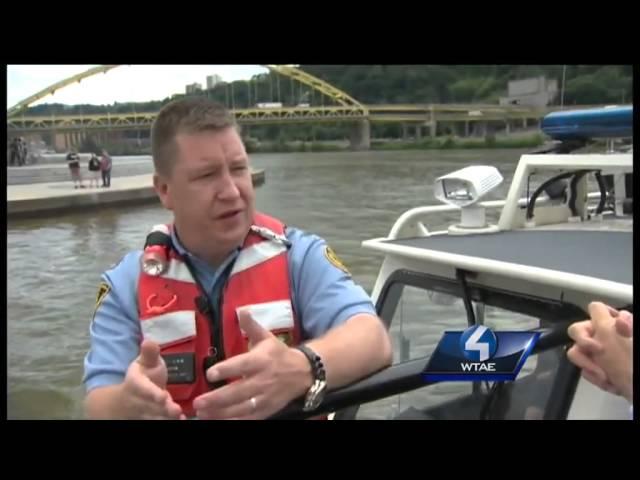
[7, 148, 538, 420]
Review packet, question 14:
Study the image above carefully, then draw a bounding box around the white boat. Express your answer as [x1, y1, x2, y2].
[272, 106, 633, 420]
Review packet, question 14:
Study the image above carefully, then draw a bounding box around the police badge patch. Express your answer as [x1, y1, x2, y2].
[324, 246, 350, 275]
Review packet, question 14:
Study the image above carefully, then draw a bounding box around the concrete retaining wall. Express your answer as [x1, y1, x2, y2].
[7, 156, 153, 185]
[8, 170, 266, 220]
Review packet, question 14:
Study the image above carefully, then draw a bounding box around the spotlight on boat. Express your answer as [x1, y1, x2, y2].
[434, 166, 503, 235]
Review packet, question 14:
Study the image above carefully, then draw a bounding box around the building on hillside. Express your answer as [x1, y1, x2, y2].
[499, 76, 558, 107]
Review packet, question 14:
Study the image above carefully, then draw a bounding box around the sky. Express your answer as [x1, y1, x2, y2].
[7, 65, 269, 108]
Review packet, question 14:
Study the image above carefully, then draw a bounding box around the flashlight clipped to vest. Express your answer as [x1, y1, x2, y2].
[141, 224, 171, 276]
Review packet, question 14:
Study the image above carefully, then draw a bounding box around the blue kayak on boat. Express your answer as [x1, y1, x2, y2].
[541, 105, 633, 140]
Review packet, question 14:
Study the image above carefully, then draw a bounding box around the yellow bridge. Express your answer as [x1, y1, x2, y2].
[7, 103, 558, 131]
[6, 65, 592, 150]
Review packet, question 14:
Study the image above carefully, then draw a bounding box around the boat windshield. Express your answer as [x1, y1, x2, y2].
[351, 272, 587, 420]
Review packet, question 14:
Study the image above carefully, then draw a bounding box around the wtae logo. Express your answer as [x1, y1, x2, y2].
[460, 325, 498, 371]
[423, 325, 540, 382]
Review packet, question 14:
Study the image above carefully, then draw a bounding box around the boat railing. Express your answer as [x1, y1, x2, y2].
[387, 192, 603, 240]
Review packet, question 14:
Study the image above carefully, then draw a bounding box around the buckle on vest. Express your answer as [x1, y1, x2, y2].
[250, 225, 291, 247]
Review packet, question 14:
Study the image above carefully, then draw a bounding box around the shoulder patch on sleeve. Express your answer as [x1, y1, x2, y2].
[95, 282, 111, 312]
[324, 246, 351, 275]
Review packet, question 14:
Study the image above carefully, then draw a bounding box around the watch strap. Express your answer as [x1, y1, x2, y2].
[295, 344, 326, 382]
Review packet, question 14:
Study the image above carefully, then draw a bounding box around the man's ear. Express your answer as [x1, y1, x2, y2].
[153, 173, 173, 211]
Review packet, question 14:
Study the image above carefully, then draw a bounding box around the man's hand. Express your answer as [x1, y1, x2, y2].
[614, 310, 633, 338]
[567, 303, 633, 401]
[193, 310, 312, 420]
[120, 340, 186, 420]
[567, 319, 612, 391]
[589, 302, 633, 402]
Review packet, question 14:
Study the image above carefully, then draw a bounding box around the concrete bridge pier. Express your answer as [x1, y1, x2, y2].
[53, 130, 117, 153]
[53, 132, 76, 152]
[415, 125, 422, 140]
[55, 131, 87, 150]
[429, 106, 437, 138]
[349, 119, 370, 150]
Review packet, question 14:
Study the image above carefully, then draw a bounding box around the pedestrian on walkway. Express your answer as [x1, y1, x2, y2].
[88, 153, 102, 188]
[100, 149, 112, 187]
[67, 149, 85, 189]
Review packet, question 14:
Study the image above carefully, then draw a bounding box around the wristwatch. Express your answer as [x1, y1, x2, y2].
[295, 344, 327, 411]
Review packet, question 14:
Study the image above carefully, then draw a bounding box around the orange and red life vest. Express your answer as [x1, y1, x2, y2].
[137, 213, 301, 418]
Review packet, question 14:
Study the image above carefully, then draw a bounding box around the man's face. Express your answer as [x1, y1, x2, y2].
[154, 127, 255, 263]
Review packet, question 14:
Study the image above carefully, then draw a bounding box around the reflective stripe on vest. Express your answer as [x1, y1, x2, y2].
[162, 258, 196, 284]
[141, 310, 196, 346]
[237, 300, 294, 335]
[230, 241, 288, 277]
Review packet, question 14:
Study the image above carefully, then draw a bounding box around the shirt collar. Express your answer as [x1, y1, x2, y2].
[170, 226, 241, 272]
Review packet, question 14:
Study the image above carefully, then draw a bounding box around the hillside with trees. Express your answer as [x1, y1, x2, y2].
[25, 65, 631, 115]
[24, 65, 632, 150]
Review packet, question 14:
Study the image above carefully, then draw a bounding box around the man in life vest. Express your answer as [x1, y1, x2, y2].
[82, 97, 393, 420]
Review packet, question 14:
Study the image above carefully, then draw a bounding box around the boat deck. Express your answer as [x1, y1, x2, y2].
[382, 224, 632, 286]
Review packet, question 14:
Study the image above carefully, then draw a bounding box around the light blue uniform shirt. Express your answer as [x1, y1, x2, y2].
[83, 226, 376, 392]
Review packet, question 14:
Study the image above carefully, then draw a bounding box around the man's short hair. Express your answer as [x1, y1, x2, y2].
[151, 97, 237, 176]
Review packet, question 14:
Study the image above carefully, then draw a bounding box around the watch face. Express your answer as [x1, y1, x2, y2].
[311, 381, 327, 407]
[305, 380, 327, 411]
